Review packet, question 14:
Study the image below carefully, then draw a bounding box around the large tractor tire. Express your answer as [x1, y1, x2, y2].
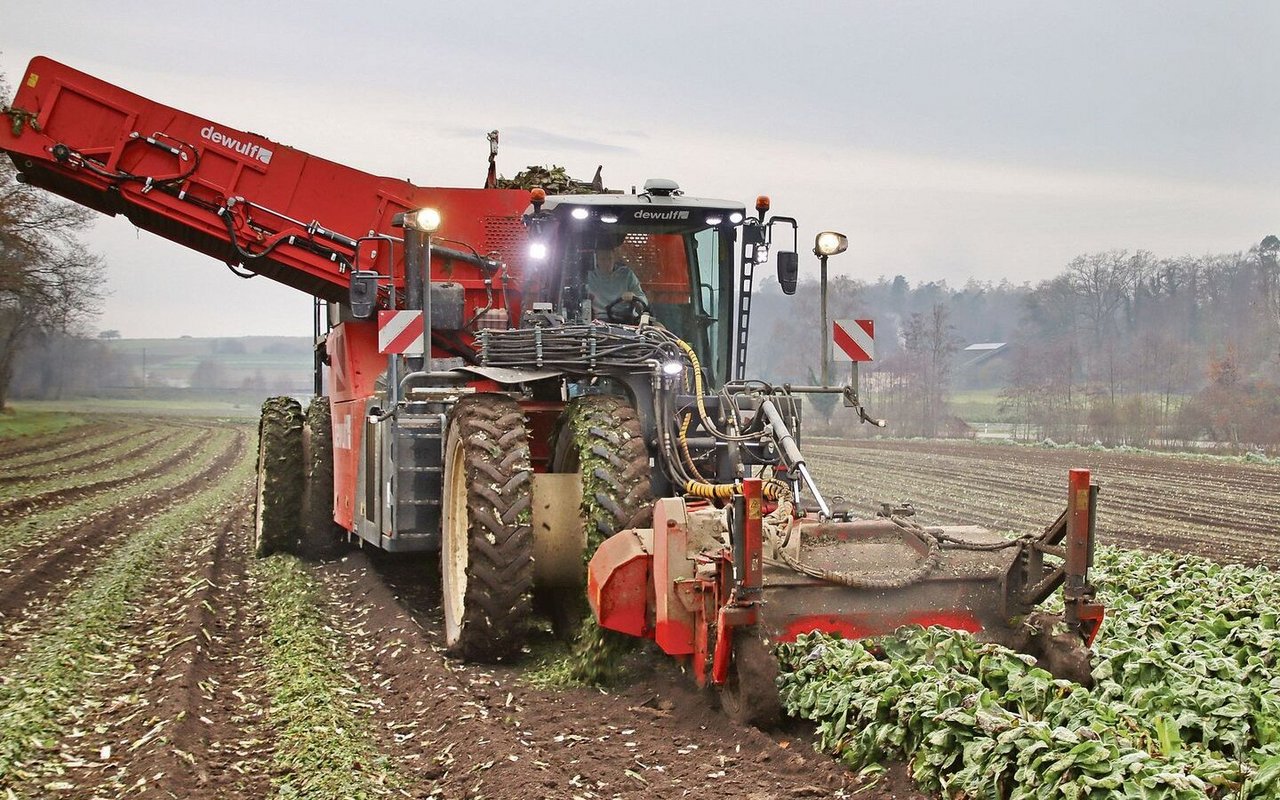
[300, 398, 346, 560]
[547, 394, 654, 675]
[441, 394, 534, 662]
[254, 396, 305, 557]
[551, 394, 653, 553]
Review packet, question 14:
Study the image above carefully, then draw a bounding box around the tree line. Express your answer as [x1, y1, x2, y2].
[748, 240, 1280, 451]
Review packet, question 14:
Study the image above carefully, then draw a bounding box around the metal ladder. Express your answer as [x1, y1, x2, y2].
[391, 411, 445, 547]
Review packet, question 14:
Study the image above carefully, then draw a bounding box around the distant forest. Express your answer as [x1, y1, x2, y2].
[747, 237, 1280, 451]
[10, 239, 1278, 452]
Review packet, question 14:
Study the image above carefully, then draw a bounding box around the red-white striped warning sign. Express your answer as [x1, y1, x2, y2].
[378, 310, 426, 354]
[832, 319, 875, 362]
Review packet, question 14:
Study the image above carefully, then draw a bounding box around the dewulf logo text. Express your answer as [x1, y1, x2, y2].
[199, 125, 273, 165]
[634, 209, 690, 220]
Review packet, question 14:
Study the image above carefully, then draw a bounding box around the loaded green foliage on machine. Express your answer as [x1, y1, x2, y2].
[254, 396, 304, 557]
[776, 547, 1280, 799]
[553, 394, 653, 684]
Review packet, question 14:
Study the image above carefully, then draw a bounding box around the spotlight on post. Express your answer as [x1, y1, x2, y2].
[813, 231, 849, 386]
[814, 231, 848, 257]
[407, 207, 441, 232]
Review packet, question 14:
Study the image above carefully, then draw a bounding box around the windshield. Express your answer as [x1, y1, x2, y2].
[547, 225, 736, 386]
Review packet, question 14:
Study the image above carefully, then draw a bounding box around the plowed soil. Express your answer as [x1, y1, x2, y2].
[807, 438, 1280, 568]
[4, 417, 1273, 799]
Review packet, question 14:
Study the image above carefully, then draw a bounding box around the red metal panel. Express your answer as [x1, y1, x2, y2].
[1066, 468, 1092, 578]
[331, 396, 366, 531]
[653, 499, 697, 655]
[741, 478, 763, 592]
[587, 530, 653, 638]
[325, 321, 384, 403]
[1, 57, 531, 309]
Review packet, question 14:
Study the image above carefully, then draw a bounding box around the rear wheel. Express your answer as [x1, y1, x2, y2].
[254, 396, 304, 557]
[717, 626, 782, 728]
[545, 395, 653, 638]
[301, 398, 345, 559]
[441, 394, 534, 662]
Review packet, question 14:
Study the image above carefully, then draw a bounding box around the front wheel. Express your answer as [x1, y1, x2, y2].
[441, 394, 534, 662]
[545, 394, 653, 640]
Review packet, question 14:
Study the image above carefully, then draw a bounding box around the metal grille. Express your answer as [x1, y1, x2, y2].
[483, 215, 526, 274]
[620, 233, 663, 282]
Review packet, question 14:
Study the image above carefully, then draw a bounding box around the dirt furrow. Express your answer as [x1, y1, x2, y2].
[0, 441, 255, 795]
[0, 427, 167, 488]
[812, 456, 1270, 562]
[819, 439, 1280, 493]
[0, 425, 151, 474]
[43, 482, 273, 800]
[0, 426, 215, 519]
[809, 441, 1280, 567]
[810, 443, 1280, 540]
[0, 427, 247, 668]
[0, 422, 105, 460]
[810, 441, 1280, 522]
[315, 553, 863, 799]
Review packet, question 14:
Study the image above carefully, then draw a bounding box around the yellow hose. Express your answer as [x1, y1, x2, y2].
[682, 478, 787, 501]
[670, 336, 786, 503]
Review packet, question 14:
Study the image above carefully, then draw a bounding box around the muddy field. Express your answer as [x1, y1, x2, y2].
[807, 437, 1280, 569]
[1, 416, 1276, 799]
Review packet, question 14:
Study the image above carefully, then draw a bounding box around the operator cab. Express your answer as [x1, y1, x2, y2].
[523, 180, 745, 387]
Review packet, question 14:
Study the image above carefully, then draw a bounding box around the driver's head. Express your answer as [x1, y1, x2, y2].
[593, 244, 618, 274]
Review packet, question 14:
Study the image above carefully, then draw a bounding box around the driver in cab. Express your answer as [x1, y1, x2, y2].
[587, 242, 648, 320]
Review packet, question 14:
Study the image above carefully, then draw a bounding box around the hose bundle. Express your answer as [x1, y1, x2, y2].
[478, 323, 682, 374]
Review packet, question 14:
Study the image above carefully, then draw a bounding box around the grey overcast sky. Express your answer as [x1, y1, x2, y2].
[4, 1, 1279, 338]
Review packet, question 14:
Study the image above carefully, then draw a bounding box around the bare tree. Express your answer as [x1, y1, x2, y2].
[0, 73, 105, 409]
[902, 303, 960, 437]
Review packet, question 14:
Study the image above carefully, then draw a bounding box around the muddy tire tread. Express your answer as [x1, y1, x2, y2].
[254, 396, 304, 557]
[447, 395, 534, 662]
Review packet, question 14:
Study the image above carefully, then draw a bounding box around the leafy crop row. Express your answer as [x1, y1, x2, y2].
[777, 548, 1280, 799]
[256, 555, 400, 799]
[0, 447, 253, 789]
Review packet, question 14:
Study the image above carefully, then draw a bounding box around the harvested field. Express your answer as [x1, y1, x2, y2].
[1, 416, 1274, 799]
[807, 438, 1280, 568]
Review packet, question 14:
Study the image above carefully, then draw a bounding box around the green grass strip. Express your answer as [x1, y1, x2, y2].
[0, 442, 254, 792]
[255, 555, 399, 799]
[0, 408, 89, 440]
[0, 426, 242, 556]
[1, 422, 143, 471]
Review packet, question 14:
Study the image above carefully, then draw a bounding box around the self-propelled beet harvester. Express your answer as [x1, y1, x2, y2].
[1, 56, 1102, 722]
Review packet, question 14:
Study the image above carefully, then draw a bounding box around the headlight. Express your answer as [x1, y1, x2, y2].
[529, 242, 548, 260]
[814, 231, 848, 257]
[410, 207, 441, 232]
[729, 211, 744, 224]
[571, 207, 589, 220]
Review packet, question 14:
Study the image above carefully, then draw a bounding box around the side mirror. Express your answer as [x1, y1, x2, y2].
[349, 271, 380, 319]
[777, 251, 799, 295]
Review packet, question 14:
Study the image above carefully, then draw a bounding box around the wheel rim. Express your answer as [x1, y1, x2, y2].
[442, 433, 469, 646]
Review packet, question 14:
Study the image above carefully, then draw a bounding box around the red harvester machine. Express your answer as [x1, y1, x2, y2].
[1, 56, 1102, 723]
